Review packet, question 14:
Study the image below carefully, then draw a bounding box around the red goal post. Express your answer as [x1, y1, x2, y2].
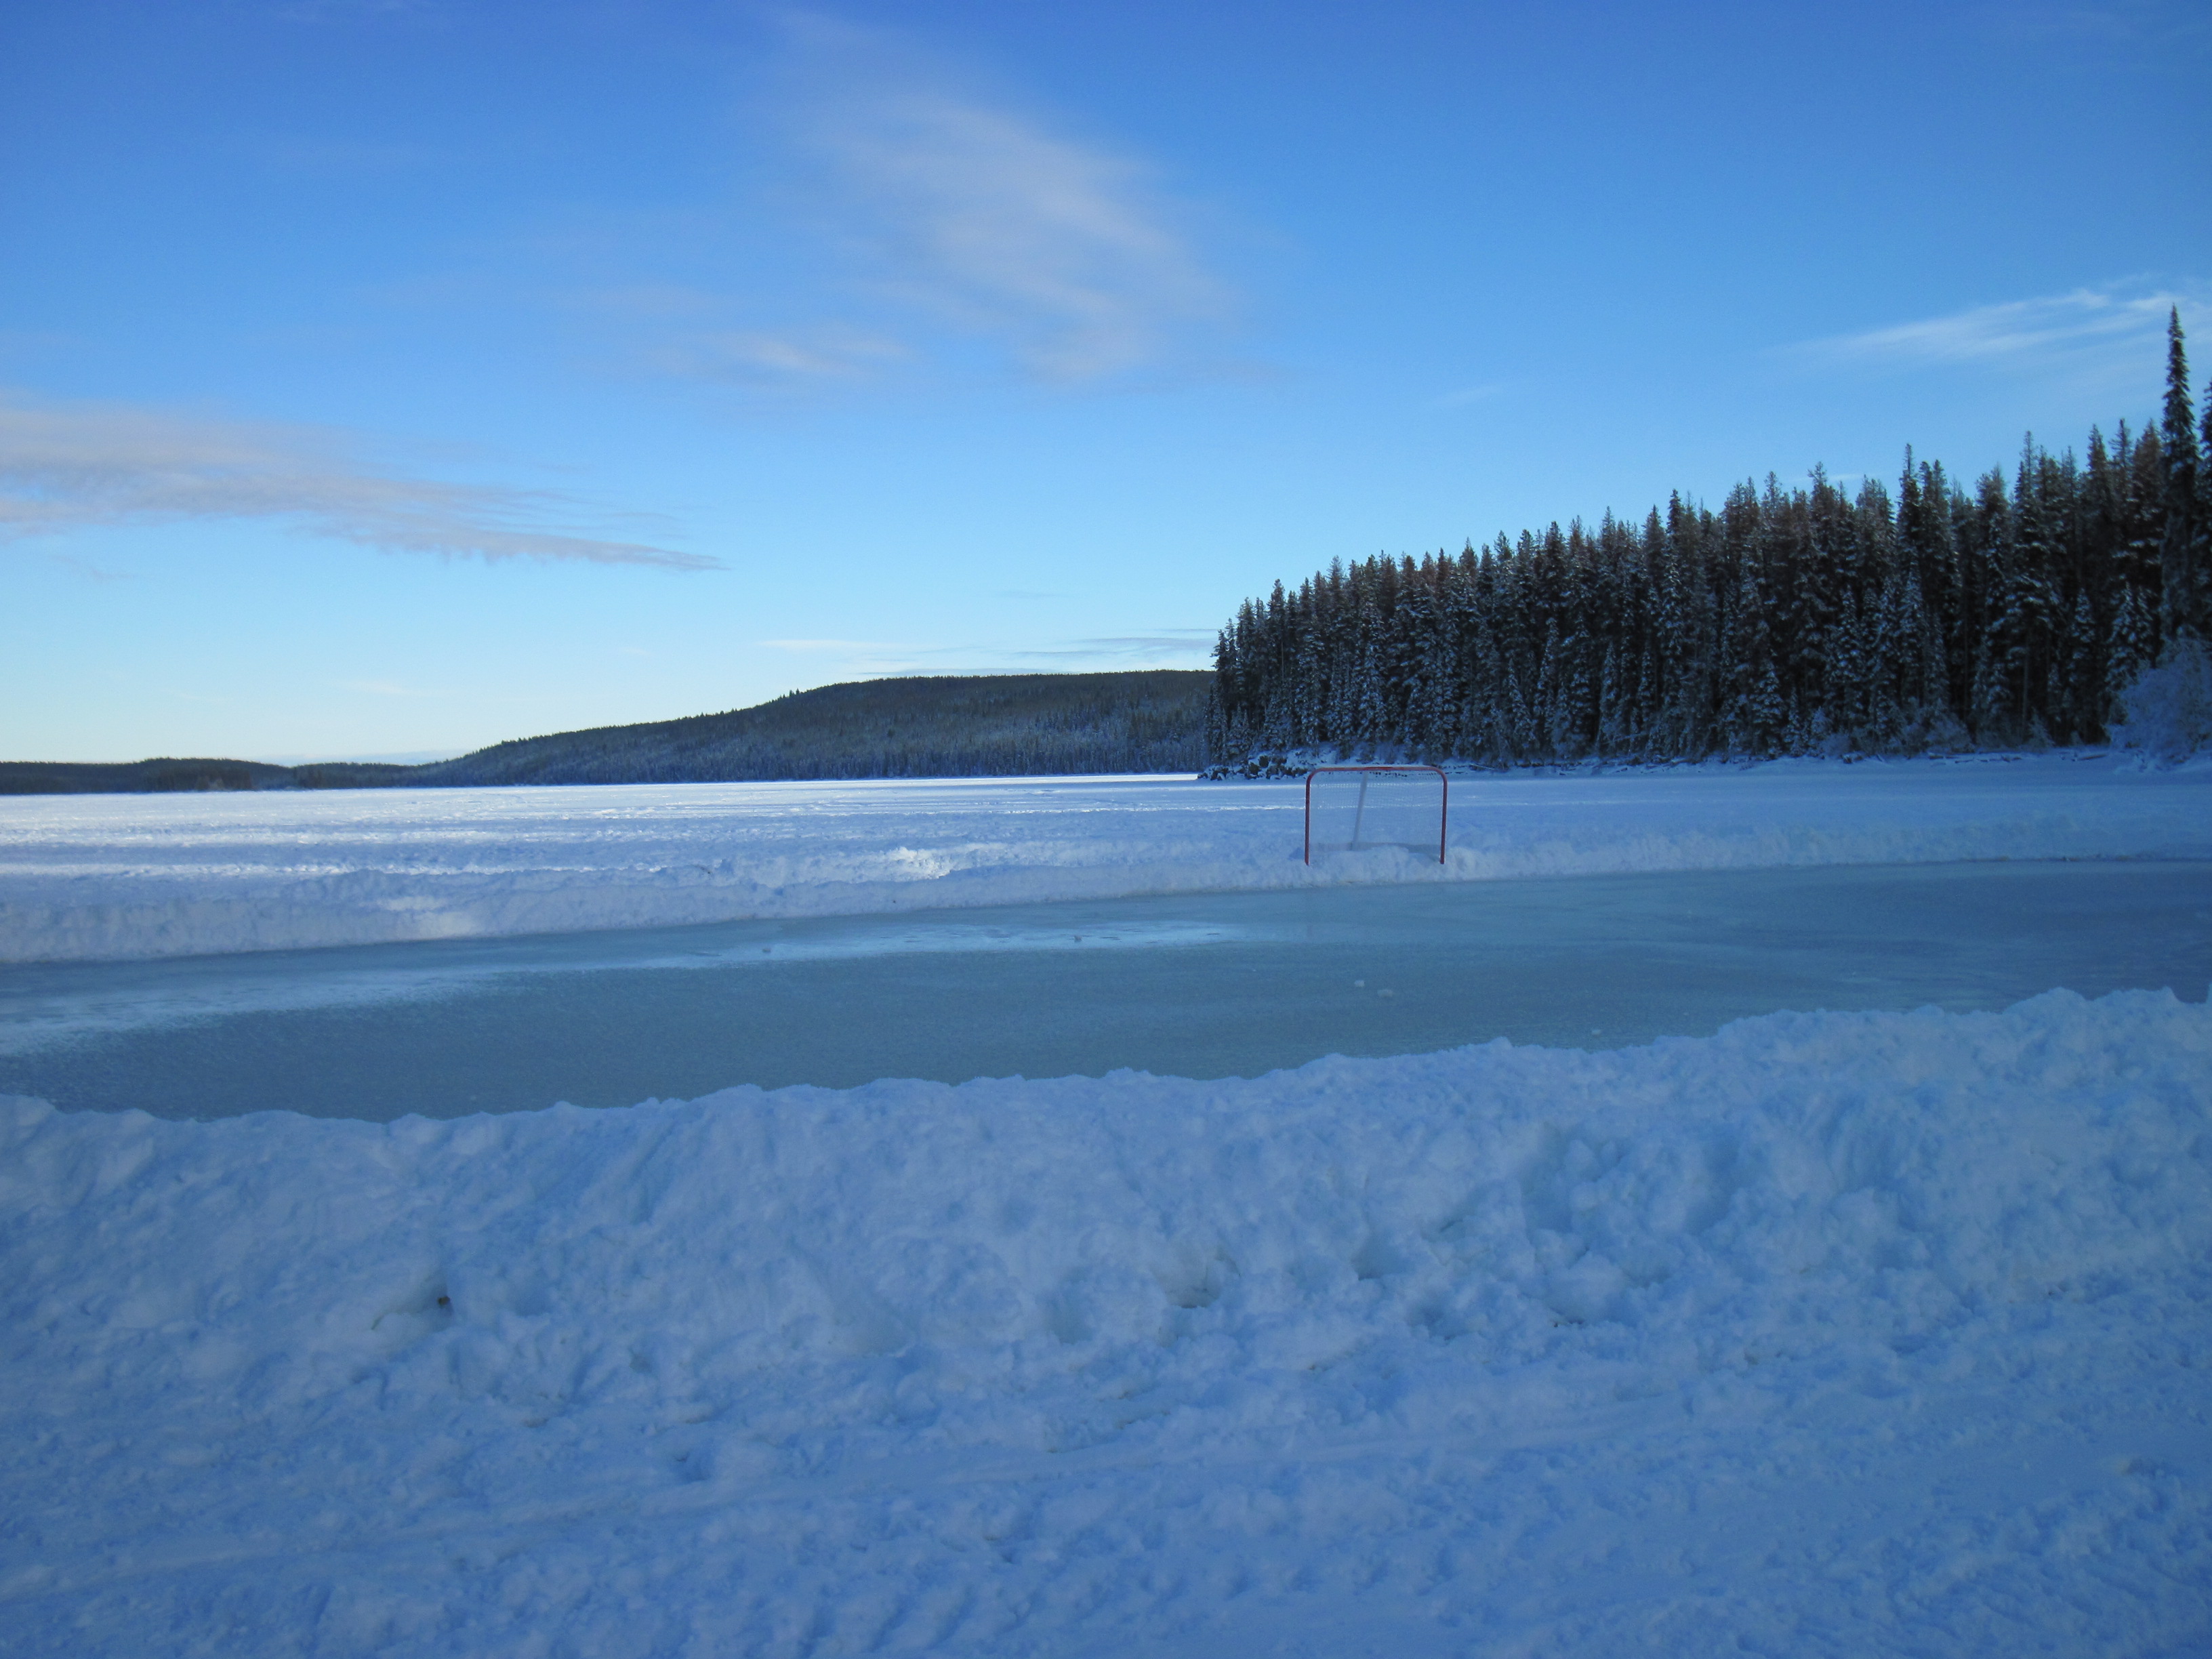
[1303, 765, 1449, 865]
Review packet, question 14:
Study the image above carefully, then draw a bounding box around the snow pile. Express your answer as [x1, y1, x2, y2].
[2114, 637, 2212, 765]
[4, 753, 2209, 962]
[5, 989, 2209, 1654]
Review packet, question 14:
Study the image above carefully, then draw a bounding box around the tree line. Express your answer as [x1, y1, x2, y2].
[0, 758, 303, 796]
[1206, 312, 2211, 768]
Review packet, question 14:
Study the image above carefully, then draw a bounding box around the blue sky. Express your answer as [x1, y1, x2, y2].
[3, 0, 2207, 762]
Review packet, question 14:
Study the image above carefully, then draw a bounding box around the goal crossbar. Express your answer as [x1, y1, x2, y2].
[1303, 765, 1449, 864]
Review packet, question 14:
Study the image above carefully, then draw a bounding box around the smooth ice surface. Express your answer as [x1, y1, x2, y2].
[5, 860, 2210, 1120]
[4, 752, 2209, 963]
[4, 991, 2209, 1656]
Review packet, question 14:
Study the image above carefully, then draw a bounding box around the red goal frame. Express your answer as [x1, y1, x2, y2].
[1303, 765, 1449, 865]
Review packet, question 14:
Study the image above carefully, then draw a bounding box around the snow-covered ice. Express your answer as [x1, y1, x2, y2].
[3, 752, 2207, 964]
[2, 756, 2209, 1654]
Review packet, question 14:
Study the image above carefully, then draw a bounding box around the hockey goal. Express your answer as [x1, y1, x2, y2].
[1303, 765, 1449, 864]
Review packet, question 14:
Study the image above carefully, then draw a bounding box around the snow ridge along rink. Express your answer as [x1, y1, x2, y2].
[3, 994, 2209, 1656]
[1, 754, 2209, 1656]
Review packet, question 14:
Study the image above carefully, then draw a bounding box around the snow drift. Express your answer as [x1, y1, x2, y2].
[5, 989, 2209, 1654]
[2115, 637, 2212, 765]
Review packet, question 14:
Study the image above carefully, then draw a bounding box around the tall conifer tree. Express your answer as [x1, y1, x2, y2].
[2160, 308, 2200, 640]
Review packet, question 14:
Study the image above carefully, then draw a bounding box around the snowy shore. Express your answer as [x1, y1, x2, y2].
[3, 752, 2209, 964]
[5, 989, 2208, 1654]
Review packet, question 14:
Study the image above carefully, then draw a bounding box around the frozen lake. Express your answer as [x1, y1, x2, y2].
[7, 755, 2207, 964]
[7, 765, 2211, 1657]
[7, 857, 2208, 1120]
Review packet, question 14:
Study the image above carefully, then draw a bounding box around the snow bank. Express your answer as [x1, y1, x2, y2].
[5, 989, 2208, 1654]
[2114, 637, 2212, 765]
[4, 753, 2209, 962]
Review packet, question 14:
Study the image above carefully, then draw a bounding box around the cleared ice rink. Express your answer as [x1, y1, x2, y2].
[5, 858, 2210, 1120]
[5, 753, 2211, 1122]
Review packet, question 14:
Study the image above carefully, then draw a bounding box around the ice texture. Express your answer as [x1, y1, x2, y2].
[3, 752, 2209, 963]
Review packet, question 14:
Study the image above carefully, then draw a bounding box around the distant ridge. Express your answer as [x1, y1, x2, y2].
[0, 758, 312, 796]
[1, 672, 1213, 795]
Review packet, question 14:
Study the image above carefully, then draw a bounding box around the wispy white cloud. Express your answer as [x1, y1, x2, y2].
[1010, 631, 1215, 662]
[0, 392, 716, 570]
[1433, 382, 1509, 409]
[753, 628, 1213, 682]
[1787, 280, 2211, 373]
[642, 323, 909, 386]
[1984, 0, 2211, 45]
[703, 14, 1231, 387]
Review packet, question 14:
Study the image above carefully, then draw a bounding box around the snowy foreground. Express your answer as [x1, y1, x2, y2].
[4, 993, 2209, 1655]
[3, 757, 2210, 1654]
[4, 752, 2209, 963]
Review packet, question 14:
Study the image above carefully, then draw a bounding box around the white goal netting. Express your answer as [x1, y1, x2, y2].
[1303, 766, 1448, 863]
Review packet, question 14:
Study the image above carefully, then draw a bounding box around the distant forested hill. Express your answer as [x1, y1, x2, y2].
[0, 672, 1212, 794]
[1208, 313, 2212, 766]
[0, 758, 317, 796]
[410, 671, 1210, 786]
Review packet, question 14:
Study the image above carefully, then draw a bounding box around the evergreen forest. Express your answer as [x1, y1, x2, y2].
[1206, 313, 2212, 769]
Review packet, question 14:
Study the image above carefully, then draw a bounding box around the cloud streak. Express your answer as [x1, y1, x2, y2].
[751, 629, 1214, 682]
[1433, 382, 1509, 409]
[735, 16, 1229, 386]
[0, 392, 716, 570]
[641, 323, 909, 386]
[1009, 632, 1215, 662]
[1990, 0, 2211, 45]
[1788, 281, 2210, 373]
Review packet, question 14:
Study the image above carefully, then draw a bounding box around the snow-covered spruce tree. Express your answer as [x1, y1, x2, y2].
[1206, 332, 2205, 769]
[2102, 316, 2212, 764]
[2160, 308, 2202, 644]
[2198, 339, 2212, 637]
[2113, 635, 2212, 764]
